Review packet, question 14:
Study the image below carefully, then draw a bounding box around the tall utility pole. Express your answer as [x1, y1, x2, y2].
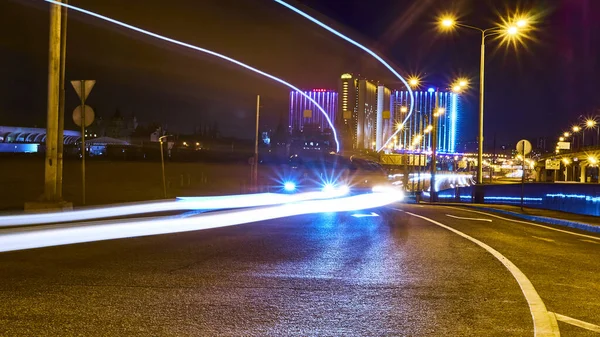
[56, 0, 68, 199]
[430, 90, 440, 202]
[477, 31, 485, 185]
[44, 1, 62, 201]
[79, 81, 87, 205]
[254, 95, 260, 189]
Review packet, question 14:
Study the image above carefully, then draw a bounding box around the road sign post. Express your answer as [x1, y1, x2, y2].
[516, 139, 532, 211]
[71, 80, 95, 205]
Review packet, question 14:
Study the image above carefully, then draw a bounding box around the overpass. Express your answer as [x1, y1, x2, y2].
[537, 146, 600, 183]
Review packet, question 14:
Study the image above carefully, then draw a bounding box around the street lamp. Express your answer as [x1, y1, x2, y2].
[159, 135, 170, 198]
[572, 125, 581, 149]
[408, 76, 421, 88]
[439, 13, 532, 184]
[585, 118, 598, 146]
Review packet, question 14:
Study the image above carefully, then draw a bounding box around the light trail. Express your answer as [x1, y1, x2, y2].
[0, 191, 403, 253]
[0, 191, 348, 227]
[273, 0, 414, 152]
[44, 0, 340, 152]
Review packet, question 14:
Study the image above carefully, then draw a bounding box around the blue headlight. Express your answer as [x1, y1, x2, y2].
[284, 182, 296, 192]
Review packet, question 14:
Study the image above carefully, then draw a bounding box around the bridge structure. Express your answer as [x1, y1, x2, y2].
[536, 146, 600, 183]
[0, 126, 80, 153]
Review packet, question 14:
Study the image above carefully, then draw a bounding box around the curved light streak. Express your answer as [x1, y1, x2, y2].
[0, 191, 347, 227]
[44, 0, 340, 152]
[0, 192, 403, 253]
[273, 0, 414, 152]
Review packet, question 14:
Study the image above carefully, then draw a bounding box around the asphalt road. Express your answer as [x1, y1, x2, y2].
[0, 204, 599, 336]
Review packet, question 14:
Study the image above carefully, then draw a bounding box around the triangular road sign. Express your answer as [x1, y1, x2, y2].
[70, 80, 96, 101]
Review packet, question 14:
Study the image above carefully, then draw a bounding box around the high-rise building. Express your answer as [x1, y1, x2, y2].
[288, 89, 338, 135]
[337, 73, 387, 150]
[390, 89, 461, 153]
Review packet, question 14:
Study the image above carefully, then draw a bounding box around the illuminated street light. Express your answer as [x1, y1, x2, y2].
[573, 126, 581, 133]
[564, 132, 570, 137]
[438, 11, 534, 185]
[408, 76, 421, 88]
[586, 119, 596, 128]
[400, 106, 408, 113]
[516, 19, 528, 27]
[559, 137, 564, 142]
[396, 123, 404, 130]
[440, 16, 456, 29]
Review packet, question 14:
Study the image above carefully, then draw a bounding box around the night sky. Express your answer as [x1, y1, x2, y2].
[1, 0, 599, 149]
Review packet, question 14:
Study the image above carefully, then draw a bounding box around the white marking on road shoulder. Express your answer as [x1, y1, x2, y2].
[531, 236, 555, 243]
[403, 211, 560, 337]
[445, 214, 493, 222]
[552, 312, 600, 333]
[444, 206, 600, 242]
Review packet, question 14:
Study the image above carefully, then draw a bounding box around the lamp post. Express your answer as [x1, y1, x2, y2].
[439, 14, 531, 185]
[585, 119, 598, 146]
[159, 135, 170, 198]
[572, 126, 581, 150]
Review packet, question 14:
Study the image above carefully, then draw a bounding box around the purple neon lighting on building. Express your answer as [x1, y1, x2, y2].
[289, 90, 338, 132]
[274, 0, 414, 152]
[45, 0, 341, 152]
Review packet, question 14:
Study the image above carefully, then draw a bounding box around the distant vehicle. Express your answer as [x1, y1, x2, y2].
[269, 153, 394, 194]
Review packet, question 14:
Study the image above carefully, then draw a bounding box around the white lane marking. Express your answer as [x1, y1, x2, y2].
[403, 211, 560, 337]
[531, 236, 555, 243]
[445, 214, 492, 222]
[444, 206, 600, 242]
[552, 312, 600, 333]
[351, 212, 379, 218]
[580, 239, 600, 245]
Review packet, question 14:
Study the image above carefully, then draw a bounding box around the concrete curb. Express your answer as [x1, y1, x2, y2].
[469, 206, 600, 234]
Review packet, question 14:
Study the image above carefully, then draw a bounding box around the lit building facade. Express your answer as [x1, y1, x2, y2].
[390, 90, 460, 153]
[288, 89, 338, 134]
[337, 73, 387, 150]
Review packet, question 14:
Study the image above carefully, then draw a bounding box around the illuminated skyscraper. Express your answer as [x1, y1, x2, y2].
[390, 89, 460, 153]
[288, 89, 338, 134]
[337, 73, 385, 150]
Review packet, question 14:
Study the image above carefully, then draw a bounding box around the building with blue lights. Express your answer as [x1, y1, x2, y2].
[390, 90, 460, 153]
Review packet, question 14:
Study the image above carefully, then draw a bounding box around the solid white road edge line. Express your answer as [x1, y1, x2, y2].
[445, 214, 492, 222]
[443, 206, 600, 241]
[551, 312, 600, 333]
[403, 211, 560, 337]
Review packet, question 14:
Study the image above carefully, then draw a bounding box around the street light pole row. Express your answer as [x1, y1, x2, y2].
[439, 14, 532, 185]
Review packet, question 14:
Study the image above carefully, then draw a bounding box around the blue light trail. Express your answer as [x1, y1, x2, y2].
[0, 191, 403, 253]
[0, 191, 348, 227]
[273, 0, 414, 152]
[44, 0, 340, 152]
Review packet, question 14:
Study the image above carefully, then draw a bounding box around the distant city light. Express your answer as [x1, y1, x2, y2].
[428, 88, 435, 93]
[273, 0, 415, 152]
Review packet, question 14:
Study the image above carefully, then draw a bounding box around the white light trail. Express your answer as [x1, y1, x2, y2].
[0, 191, 348, 227]
[273, 0, 414, 152]
[44, 0, 340, 152]
[0, 191, 403, 253]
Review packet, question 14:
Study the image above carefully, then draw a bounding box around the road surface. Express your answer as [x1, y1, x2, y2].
[0, 204, 598, 336]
